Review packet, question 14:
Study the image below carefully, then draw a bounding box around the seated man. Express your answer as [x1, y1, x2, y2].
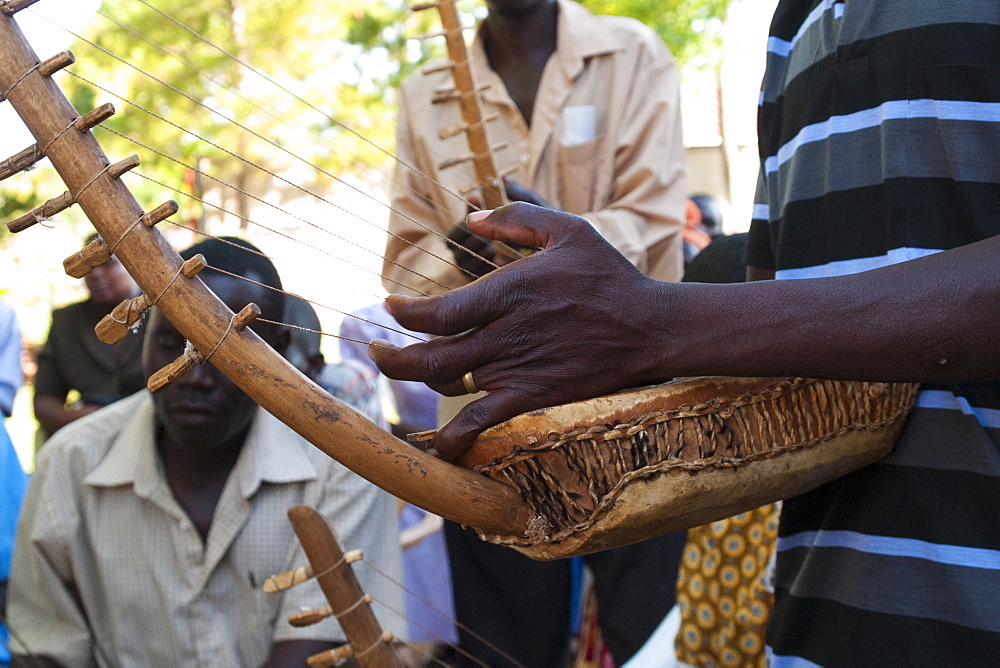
[7, 237, 406, 666]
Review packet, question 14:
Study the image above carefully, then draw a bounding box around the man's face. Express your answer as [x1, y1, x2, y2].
[84, 256, 137, 310]
[485, 0, 553, 19]
[143, 274, 273, 451]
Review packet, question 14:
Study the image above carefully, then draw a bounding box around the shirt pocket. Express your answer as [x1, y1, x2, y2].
[556, 135, 605, 215]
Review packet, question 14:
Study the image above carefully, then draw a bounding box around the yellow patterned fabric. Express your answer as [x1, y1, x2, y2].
[675, 504, 779, 667]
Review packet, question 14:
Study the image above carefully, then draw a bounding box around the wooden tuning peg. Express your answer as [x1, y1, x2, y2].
[0, 144, 42, 181]
[107, 154, 140, 180]
[63, 236, 111, 278]
[437, 121, 468, 140]
[6, 191, 74, 233]
[95, 294, 154, 344]
[287, 605, 334, 627]
[74, 103, 115, 133]
[141, 200, 179, 227]
[179, 254, 207, 278]
[38, 51, 75, 77]
[438, 152, 473, 170]
[307, 645, 355, 668]
[410, 1, 441, 11]
[262, 564, 314, 593]
[0, 0, 43, 15]
[147, 345, 205, 393]
[431, 88, 460, 104]
[422, 61, 455, 76]
[231, 304, 261, 332]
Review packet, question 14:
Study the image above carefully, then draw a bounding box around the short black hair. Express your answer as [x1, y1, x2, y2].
[179, 236, 285, 322]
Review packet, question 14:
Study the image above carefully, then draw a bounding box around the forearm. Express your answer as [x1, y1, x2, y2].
[33, 394, 97, 437]
[660, 239, 1000, 383]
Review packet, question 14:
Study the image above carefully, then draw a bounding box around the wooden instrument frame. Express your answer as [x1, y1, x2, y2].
[1, 3, 919, 561]
[0, 5, 533, 539]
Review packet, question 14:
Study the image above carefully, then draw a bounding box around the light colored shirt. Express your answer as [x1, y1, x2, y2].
[8, 392, 406, 667]
[0, 298, 22, 416]
[383, 0, 687, 297]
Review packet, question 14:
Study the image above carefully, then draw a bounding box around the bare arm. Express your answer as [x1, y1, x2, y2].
[32, 394, 100, 439]
[371, 203, 1000, 458]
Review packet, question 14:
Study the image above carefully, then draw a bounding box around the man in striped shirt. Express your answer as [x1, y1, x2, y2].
[746, 1, 1000, 663]
[371, 0, 1000, 663]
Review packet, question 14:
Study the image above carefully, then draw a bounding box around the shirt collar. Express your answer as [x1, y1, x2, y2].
[472, 0, 625, 93]
[86, 401, 318, 499]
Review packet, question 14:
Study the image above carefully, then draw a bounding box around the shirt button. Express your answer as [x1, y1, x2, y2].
[179, 520, 190, 531]
[520, 153, 530, 164]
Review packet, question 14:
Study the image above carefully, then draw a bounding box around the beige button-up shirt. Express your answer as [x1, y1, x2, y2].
[383, 0, 687, 297]
[8, 392, 406, 667]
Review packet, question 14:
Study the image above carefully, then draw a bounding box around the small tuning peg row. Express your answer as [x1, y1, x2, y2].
[307, 645, 354, 668]
[95, 294, 154, 344]
[288, 605, 333, 628]
[0, 144, 42, 181]
[497, 165, 518, 179]
[491, 141, 510, 153]
[74, 103, 115, 133]
[410, 1, 440, 11]
[6, 190, 74, 233]
[64, 236, 112, 279]
[344, 549, 364, 564]
[263, 564, 315, 593]
[0, 0, 43, 15]
[38, 51, 75, 77]
[438, 152, 473, 170]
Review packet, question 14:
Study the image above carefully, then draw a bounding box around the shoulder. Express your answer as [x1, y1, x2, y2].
[34, 393, 148, 482]
[563, 0, 671, 60]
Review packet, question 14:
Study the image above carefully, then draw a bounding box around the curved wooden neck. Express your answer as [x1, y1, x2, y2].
[0, 10, 532, 539]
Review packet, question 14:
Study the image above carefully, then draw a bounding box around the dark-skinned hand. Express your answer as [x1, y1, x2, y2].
[370, 202, 674, 460]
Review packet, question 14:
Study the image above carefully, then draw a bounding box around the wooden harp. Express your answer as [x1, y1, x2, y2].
[0, 2, 919, 560]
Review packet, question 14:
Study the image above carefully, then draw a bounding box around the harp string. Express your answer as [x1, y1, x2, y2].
[48, 21, 499, 283]
[3, 7, 540, 663]
[92, 120, 437, 298]
[92, 7, 407, 201]
[127, 0, 497, 232]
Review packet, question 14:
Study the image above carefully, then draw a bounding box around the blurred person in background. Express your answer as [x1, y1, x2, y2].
[0, 297, 27, 668]
[33, 234, 145, 441]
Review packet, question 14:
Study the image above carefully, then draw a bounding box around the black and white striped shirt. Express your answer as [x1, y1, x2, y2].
[747, 0, 1000, 663]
